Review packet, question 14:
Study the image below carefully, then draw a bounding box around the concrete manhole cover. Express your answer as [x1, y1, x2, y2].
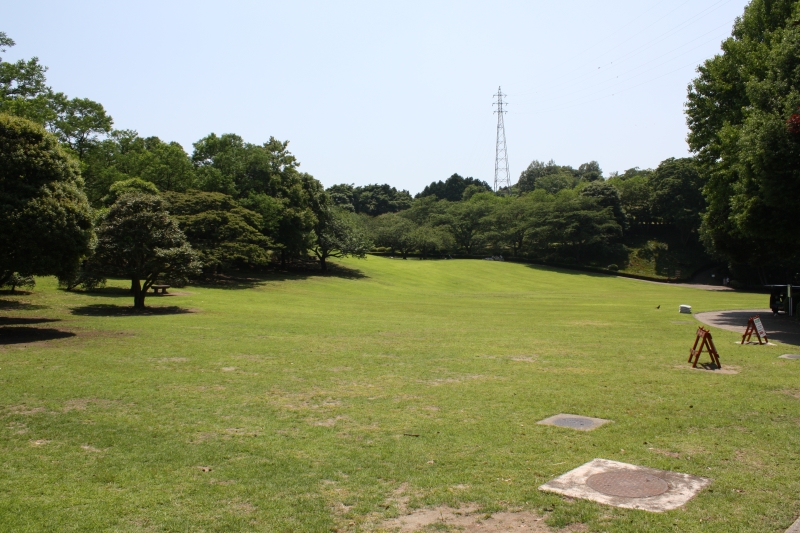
[552, 417, 595, 429]
[537, 413, 611, 431]
[539, 459, 711, 512]
[586, 470, 669, 498]
[780, 354, 800, 360]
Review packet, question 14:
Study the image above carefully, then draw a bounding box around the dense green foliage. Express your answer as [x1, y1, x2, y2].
[0, 114, 93, 286]
[164, 191, 271, 274]
[90, 194, 201, 308]
[327, 183, 413, 216]
[311, 206, 373, 270]
[687, 0, 800, 278]
[416, 173, 493, 201]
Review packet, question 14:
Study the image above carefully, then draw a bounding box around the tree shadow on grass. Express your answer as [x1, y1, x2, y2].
[70, 305, 195, 317]
[67, 286, 133, 299]
[0, 326, 76, 345]
[197, 262, 368, 289]
[520, 262, 610, 279]
[0, 299, 49, 311]
[0, 317, 61, 326]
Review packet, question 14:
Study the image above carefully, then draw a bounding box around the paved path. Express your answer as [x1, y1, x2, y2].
[786, 515, 800, 533]
[694, 309, 800, 347]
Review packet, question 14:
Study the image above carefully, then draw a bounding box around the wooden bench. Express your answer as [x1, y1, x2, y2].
[151, 284, 170, 294]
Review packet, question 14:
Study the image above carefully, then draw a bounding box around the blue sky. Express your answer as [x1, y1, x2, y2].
[5, 0, 750, 194]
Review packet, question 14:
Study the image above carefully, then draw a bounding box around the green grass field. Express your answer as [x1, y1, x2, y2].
[1, 257, 798, 532]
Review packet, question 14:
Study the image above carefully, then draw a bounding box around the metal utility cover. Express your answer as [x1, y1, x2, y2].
[536, 414, 611, 431]
[539, 458, 711, 512]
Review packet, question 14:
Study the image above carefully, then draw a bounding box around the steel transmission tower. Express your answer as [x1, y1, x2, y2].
[493, 86, 511, 193]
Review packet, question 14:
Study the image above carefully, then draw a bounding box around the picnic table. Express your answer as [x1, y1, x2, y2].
[151, 284, 170, 294]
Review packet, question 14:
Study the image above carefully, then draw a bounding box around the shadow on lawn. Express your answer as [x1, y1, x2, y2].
[197, 263, 368, 289]
[0, 299, 48, 311]
[521, 262, 609, 278]
[0, 326, 76, 345]
[70, 304, 195, 317]
[0, 317, 61, 326]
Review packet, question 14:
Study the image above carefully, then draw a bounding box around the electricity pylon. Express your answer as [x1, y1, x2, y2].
[493, 86, 511, 194]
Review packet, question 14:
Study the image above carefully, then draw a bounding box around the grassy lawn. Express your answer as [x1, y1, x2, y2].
[0, 257, 798, 532]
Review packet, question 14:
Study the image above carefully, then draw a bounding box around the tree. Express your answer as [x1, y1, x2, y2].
[517, 160, 576, 193]
[440, 194, 495, 254]
[91, 193, 201, 309]
[102, 177, 160, 205]
[686, 0, 800, 271]
[411, 224, 453, 259]
[311, 206, 372, 271]
[369, 213, 417, 258]
[193, 133, 323, 265]
[51, 96, 113, 159]
[327, 183, 355, 211]
[649, 158, 705, 245]
[0, 114, 93, 286]
[607, 169, 654, 229]
[528, 192, 622, 263]
[416, 174, 492, 201]
[164, 190, 271, 274]
[0, 33, 57, 124]
[580, 180, 625, 230]
[577, 161, 603, 182]
[82, 131, 195, 204]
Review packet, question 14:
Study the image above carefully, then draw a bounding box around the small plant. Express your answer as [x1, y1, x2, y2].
[1, 273, 35, 292]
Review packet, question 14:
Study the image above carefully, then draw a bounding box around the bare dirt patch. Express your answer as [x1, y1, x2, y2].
[62, 398, 118, 412]
[379, 506, 559, 532]
[649, 448, 681, 458]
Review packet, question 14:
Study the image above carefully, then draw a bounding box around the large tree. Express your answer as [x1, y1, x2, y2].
[649, 158, 705, 246]
[686, 0, 800, 271]
[164, 190, 271, 274]
[369, 212, 417, 258]
[0, 113, 93, 286]
[311, 206, 372, 271]
[91, 193, 201, 309]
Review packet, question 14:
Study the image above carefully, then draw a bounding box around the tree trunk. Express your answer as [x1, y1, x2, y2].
[132, 278, 146, 309]
[320, 255, 327, 272]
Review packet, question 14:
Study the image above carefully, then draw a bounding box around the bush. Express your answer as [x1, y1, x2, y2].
[0, 273, 35, 292]
[607, 264, 619, 271]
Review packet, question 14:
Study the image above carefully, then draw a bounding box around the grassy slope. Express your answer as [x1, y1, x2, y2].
[0, 258, 797, 533]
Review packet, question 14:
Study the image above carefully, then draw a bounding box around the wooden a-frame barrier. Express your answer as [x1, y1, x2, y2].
[689, 327, 721, 368]
[741, 315, 768, 345]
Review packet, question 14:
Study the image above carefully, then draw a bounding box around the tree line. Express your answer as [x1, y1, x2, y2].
[3, 0, 799, 307]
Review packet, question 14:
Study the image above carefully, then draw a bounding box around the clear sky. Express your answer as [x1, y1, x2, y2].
[4, 0, 750, 194]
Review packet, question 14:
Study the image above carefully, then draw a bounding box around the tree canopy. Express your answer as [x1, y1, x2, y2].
[0, 113, 93, 286]
[416, 173, 492, 201]
[90, 193, 201, 308]
[686, 0, 800, 270]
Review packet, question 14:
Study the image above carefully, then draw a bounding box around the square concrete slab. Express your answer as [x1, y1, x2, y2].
[779, 354, 800, 360]
[536, 414, 611, 431]
[539, 458, 711, 512]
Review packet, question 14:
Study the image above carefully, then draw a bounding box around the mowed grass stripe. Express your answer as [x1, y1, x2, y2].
[0, 257, 797, 532]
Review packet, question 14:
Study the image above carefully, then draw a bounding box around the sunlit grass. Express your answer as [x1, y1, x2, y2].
[0, 257, 797, 532]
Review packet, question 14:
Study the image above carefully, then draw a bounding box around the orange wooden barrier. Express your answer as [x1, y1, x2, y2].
[741, 315, 768, 345]
[689, 327, 721, 368]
